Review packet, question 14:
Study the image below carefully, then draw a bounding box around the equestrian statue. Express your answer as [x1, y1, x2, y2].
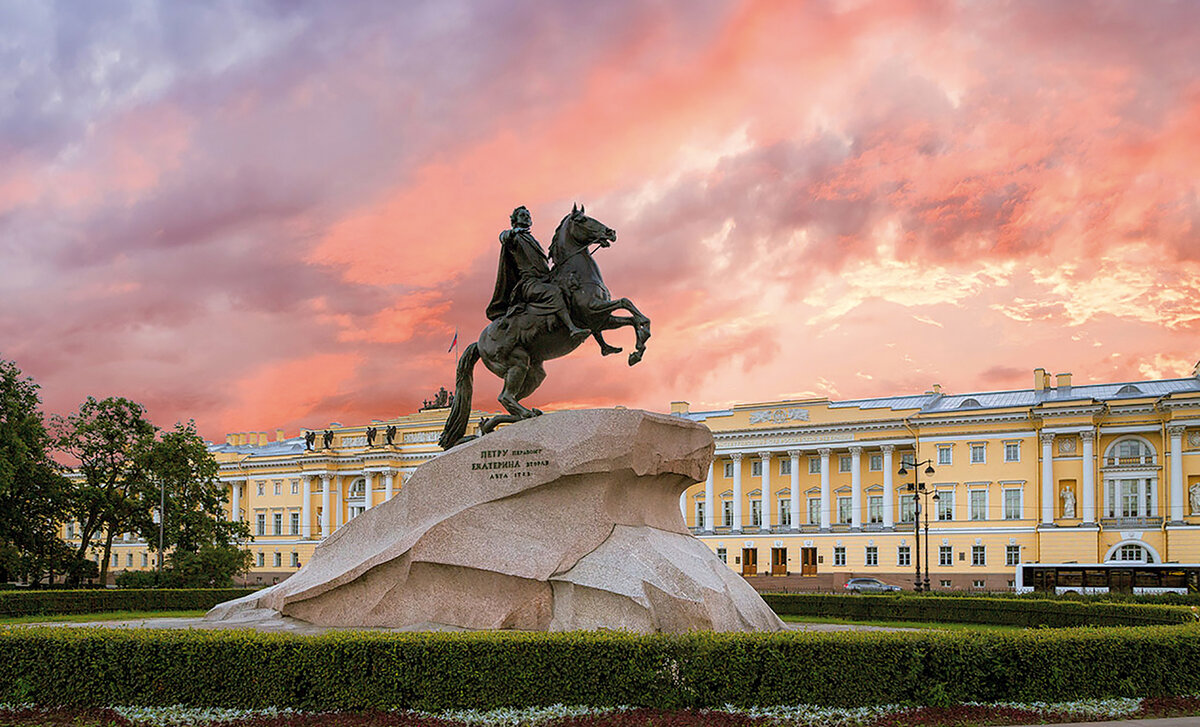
[438, 204, 651, 449]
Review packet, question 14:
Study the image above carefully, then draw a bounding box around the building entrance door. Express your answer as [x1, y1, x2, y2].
[800, 547, 817, 576]
[770, 547, 787, 576]
[1109, 569, 1133, 593]
[741, 548, 758, 576]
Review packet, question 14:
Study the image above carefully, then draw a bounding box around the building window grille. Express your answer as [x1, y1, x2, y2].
[971, 545, 986, 566]
[833, 546, 846, 567]
[865, 546, 878, 566]
[939, 546, 953, 566]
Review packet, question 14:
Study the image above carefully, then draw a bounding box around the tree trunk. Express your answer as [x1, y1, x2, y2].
[99, 528, 116, 585]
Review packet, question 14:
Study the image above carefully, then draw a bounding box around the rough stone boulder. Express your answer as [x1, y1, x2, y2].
[207, 409, 784, 632]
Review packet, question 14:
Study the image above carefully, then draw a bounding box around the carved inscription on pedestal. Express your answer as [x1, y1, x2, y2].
[470, 448, 550, 480]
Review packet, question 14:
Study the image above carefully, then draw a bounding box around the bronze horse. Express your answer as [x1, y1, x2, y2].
[439, 206, 650, 449]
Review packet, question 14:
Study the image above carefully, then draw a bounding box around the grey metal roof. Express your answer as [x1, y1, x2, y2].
[828, 395, 932, 411]
[208, 437, 307, 457]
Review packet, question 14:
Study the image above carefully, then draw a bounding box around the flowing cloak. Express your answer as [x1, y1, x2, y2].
[486, 228, 564, 321]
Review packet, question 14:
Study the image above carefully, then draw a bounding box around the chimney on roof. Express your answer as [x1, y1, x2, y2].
[1056, 373, 1072, 390]
[276, 429, 285, 442]
[670, 401, 690, 414]
[225, 433, 235, 446]
[258, 432, 268, 446]
[1034, 368, 1047, 391]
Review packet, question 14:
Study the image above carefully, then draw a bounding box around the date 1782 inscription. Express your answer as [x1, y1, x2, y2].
[470, 448, 550, 480]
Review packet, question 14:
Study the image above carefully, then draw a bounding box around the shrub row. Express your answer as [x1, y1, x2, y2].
[870, 589, 1200, 606]
[761, 593, 1197, 627]
[0, 588, 255, 617]
[1, 625, 1199, 710]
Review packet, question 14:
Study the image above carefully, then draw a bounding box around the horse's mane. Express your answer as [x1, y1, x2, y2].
[549, 213, 574, 264]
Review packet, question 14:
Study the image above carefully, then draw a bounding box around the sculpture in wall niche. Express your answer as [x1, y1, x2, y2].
[365, 426, 377, 447]
[439, 205, 652, 449]
[1061, 486, 1076, 519]
[1191, 481, 1200, 515]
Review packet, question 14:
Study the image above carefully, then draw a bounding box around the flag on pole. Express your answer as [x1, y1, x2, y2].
[447, 329, 458, 354]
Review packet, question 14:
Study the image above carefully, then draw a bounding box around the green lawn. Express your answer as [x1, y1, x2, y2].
[0, 609, 207, 625]
[779, 614, 1025, 632]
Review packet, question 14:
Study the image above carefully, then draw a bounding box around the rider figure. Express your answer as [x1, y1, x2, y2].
[486, 206, 590, 343]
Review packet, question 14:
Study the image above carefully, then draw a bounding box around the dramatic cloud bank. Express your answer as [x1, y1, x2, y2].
[2, 0, 1198, 439]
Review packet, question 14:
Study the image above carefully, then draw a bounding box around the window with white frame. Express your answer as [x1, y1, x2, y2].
[937, 491, 955, 520]
[939, 546, 953, 566]
[1114, 543, 1149, 562]
[722, 500, 733, 527]
[1003, 489, 1023, 520]
[809, 457, 821, 474]
[717, 547, 727, 563]
[141, 553, 148, 567]
[256, 482, 264, 496]
[111, 553, 119, 567]
[256, 513, 266, 536]
[256, 552, 265, 567]
[750, 498, 762, 527]
[901, 452, 915, 466]
[273, 512, 283, 535]
[695, 502, 705, 528]
[269, 552, 279, 568]
[808, 497, 821, 524]
[868, 495, 883, 523]
[1107, 478, 1152, 518]
[839, 455, 851, 473]
[290, 512, 300, 535]
[865, 546, 878, 566]
[969, 490, 987, 520]
[1005, 544, 1020, 566]
[972, 579, 985, 589]
[273, 481, 282, 495]
[970, 443, 986, 464]
[1004, 442, 1020, 462]
[778, 499, 790, 527]
[1110, 439, 1154, 465]
[869, 454, 883, 471]
[937, 445, 952, 465]
[724, 462, 734, 478]
[940, 579, 952, 588]
[898, 545, 911, 566]
[833, 546, 846, 567]
[126, 553, 133, 567]
[291, 552, 299, 567]
[779, 458, 791, 476]
[751, 460, 762, 477]
[837, 496, 852, 524]
[900, 494, 916, 523]
[971, 545, 986, 566]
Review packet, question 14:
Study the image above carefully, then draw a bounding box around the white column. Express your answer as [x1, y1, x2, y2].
[334, 476, 343, 530]
[731, 454, 743, 533]
[759, 451, 772, 532]
[849, 446, 863, 529]
[788, 450, 801, 532]
[301, 476, 312, 539]
[363, 471, 374, 510]
[1041, 433, 1055, 525]
[704, 463, 715, 533]
[1081, 432, 1096, 524]
[384, 470, 395, 501]
[881, 445, 895, 528]
[230, 480, 241, 522]
[1170, 426, 1185, 522]
[320, 474, 331, 538]
[819, 448, 831, 530]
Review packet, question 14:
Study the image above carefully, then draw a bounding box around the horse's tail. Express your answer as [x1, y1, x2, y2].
[438, 342, 480, 450]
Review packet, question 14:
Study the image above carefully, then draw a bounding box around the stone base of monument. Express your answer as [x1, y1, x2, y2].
[207, 409, 784, 633]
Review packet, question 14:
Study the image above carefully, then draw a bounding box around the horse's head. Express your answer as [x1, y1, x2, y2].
[551, 204, 616, 264]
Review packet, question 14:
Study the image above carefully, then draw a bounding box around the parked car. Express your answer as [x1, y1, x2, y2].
[843, 577, 902, 593]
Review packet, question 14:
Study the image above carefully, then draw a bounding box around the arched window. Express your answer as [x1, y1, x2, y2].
[350, 478, 366, 497]
[1105, 437, 1156, 466]
[1108, 543, 1152, 563]
[959, 398, 982, 409]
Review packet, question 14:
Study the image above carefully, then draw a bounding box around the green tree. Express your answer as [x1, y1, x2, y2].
[146, 421, 251, 586]
[0, 359, 83, 584]
[55, 396, 157, 585]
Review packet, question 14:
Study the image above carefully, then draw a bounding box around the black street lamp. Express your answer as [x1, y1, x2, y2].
[898, 458, 936, 592]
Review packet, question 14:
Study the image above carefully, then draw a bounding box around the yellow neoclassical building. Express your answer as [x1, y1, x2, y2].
[84, 366, 1200, 592]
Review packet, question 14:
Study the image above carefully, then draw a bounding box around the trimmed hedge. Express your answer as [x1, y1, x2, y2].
[0, 589, 256, 618]
[762, 593, 1196, 627]
[1, 625, 1199, 709]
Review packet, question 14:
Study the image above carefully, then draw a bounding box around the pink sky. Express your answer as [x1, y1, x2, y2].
[2, 1, 1199, 441]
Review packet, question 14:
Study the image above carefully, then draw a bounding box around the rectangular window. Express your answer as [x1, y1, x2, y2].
[256, 514, 266, 536]
[723, 462, 734, 479]
[1003, 489, 1022, 520]
[937, 491, 955, 521]
[898, 545, 911, 567]
[779, 458, 791, 476]
[900, 494, 916, 523]
[865, 546, 878, 566]
[778, 499, 790, 527]
[868, 495, 883, 523]
[1004, 442, 1020, 462]
[869, 454, 883, 472]
[937, 445, 952, 465]
[940, 579, 952, 588]
[1005, 544, 1020, 566]
[256, 551, 264, 567]
[717, 547, 727, 563]
[970, 443, 986, 464]
[973, 579, 985, 589]
[808, 497, 821, 525]
[750, 499, 762, 527]
[839, 455, 851, 473]
[291, 481, 299, 495]
[722, 500, 733, 528]
[837, 496, 852, 524]
[141, 553, 148, 567]
[970, 490, 987, 520]
[939, 546, 953, 566]
[901, 453, 915, 467]
[695, 502, 705, 528]
[751, 460, 762, 477]
[809, 457, 821, 474]
[273, 552, 282, 568]
[290, 512, 300, 535]
[273, 513, 283, 535]
[972, 545, 986, 566]
[126, 553, 133, 567]
[291, 552, 299, 567]
[833, 546, 846, 567]
[273, 482, 281, 495]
